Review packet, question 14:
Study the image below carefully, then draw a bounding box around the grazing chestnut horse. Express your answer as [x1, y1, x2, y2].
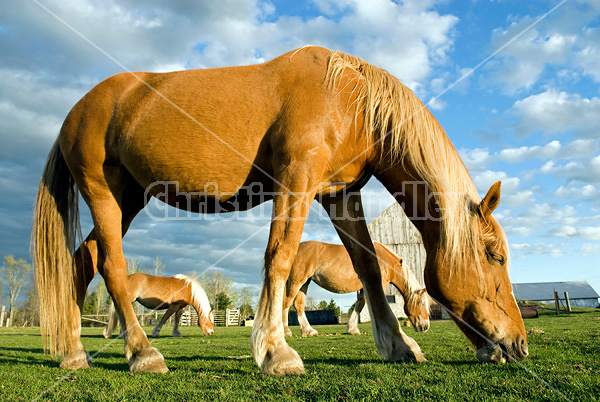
[103, 273, 214, 339]
[32, 46, 527, 375]
[283, 241, 429, 337]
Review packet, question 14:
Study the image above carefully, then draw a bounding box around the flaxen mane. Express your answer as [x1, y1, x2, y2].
[173, 274, 211, 319]
[326, 51, 488, 276]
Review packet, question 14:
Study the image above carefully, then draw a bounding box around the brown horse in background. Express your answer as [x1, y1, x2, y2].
[103, 273, 214, 339]
[33, 46, 526, 375]
[283, 241, 429, 337]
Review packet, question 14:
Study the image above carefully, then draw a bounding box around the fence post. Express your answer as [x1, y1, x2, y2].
[225, 309, 230, 327]
[564, 292, 571, 313]
[554, 290, 560, 315]
[0, 306, 5, 327]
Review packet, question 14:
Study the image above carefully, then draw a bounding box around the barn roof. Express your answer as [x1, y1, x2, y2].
[512, 281, 599, 301]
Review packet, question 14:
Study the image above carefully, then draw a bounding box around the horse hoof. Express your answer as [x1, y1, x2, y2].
[172, 333, 182, 338]
[284, 330, 293, 338]
[390, 346, 427, 363]
[347, 329, 360, 335]
[261, 345, 305, 376]
[301, 329, 318, 337]
[129, 347, 169, 373]
[60, 350, 93, 369]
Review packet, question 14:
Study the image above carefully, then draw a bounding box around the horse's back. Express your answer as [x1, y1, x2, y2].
[59, 46, 341, 198]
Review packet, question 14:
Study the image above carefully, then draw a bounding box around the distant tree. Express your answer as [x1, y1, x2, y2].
[1, 255, 33, 325]
[126, 257, 144, 275]
[93, 280, 109, 316]
[152, 256, 165, 276]
[305, 296, 317, 311]
[200, 272, 239, 310]
[317, 300, 328, 310]
[20, 284, 39, 326]
[215, 292, 233, 310]
[238, 287, 255, 319]
[326, 298, 341, 316]
[19, 283, 40, 326]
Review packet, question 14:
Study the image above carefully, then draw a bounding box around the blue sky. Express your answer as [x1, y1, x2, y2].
[1, 0, 599, 311]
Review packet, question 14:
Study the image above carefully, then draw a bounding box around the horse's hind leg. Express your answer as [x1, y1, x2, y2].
[347, 290, 365, 335]
[295, 281, 318, 337]
[320, 193, 425, 363]
[78, 168, 168, 373]
[172, 307, 184, 337]
[152, 306, 174, 338]
[59, 234, 98, 369]
[282, 277, 311, 337]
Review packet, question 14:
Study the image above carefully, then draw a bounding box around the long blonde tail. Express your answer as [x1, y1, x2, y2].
[31, 141, 80, 356]
[103, 301, 118, 338]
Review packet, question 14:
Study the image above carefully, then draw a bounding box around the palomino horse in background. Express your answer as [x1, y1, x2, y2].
[33, 46, 527, 375]
[283, 241, 429, 337]
[103, 273, 214, 339]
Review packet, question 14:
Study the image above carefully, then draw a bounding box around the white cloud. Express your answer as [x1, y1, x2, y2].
[499, 141, 561, 163]
[555, 184, 598, 199]
[487, 24, 576, 93]
[574, 25, 600, 82]
[484, 1, 600, 92]
[578, 226, 600, 240]
[459, 148, 491, 171]
[581, 243, 600, 255]
[427, 97, 447, 111]
[472, 170, 530, 206]
[512, 90, 600, 138]
[510, 243, 565, 258]
[539, 156, 600, 184]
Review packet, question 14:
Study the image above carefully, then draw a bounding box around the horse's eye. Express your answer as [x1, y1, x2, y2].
[487, 251, 505, 266]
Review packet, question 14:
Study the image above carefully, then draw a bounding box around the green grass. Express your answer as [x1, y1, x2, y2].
[0, 309, 598, 401]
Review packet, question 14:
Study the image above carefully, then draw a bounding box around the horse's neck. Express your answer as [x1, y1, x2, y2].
[380, 248, 418, 297]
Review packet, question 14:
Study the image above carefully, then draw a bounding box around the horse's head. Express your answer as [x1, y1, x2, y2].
[403, 288, 430, 332]
[199, 309, 214, 336]
[425, 182, 527, 363]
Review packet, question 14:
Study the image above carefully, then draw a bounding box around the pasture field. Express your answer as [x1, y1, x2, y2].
[0, 309, 598, 401]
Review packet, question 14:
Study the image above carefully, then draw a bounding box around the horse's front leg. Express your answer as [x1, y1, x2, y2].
[320, 193, 425, 363]
[251, 171, 319, 376]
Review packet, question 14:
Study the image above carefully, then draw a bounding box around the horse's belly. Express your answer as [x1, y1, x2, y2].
[136, 297, 170, 310]
[312, 270, 363, 293]
[121, 123, 274, 212]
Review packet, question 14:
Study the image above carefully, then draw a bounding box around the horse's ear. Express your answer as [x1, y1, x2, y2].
[479, 181, 501, 218]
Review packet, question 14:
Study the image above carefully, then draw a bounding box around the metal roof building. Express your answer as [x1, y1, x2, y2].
[512, 281, 600, 308]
